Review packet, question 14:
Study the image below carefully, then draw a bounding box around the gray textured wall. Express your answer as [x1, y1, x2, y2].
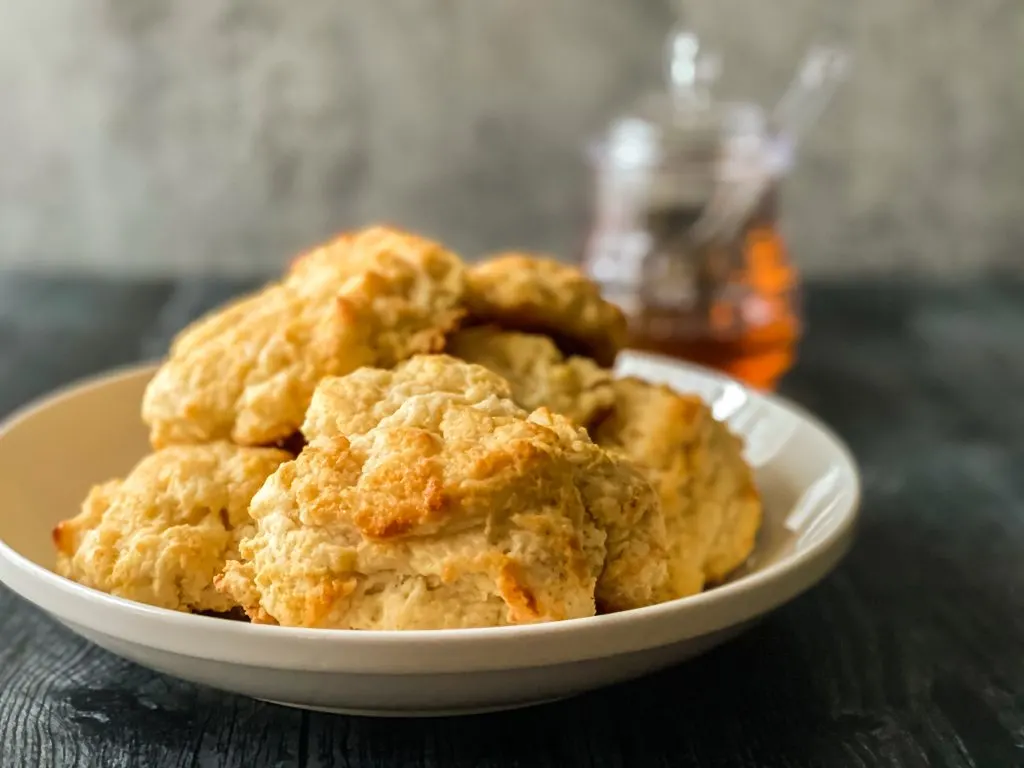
[1, 0, 1022, 275]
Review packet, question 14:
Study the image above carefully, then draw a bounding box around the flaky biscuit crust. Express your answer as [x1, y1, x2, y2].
[592, 378, 762, 598]
[220, 357, 669, 627]
[52, 443, 290, 613]
[302, 354, 514, 440]
[142, 226, 466, 447]
[465, 253, 627, 366]
[219, 396, 606, 629]
[445, 327, 615, 427]
[527, 409, 670, 612]
[303, 356, 666, 612]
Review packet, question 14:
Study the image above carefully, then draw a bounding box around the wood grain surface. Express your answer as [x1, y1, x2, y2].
[0, 276, 1021, 768]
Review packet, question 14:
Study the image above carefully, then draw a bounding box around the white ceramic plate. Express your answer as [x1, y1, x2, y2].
[0, 354, 859, 717]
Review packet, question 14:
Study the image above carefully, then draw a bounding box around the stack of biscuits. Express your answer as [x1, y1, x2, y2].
[52, 226, 761, 629]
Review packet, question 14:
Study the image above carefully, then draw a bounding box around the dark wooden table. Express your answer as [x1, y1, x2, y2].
[1, 275, 1022, 768]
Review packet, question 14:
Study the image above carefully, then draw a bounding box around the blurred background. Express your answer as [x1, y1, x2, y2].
[1, 0, 1022, 276]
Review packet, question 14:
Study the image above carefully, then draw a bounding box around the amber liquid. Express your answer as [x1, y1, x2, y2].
[588, 188, 801, 391]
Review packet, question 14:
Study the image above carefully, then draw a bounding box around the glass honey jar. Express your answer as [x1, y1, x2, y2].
[581, 22, 846, 390]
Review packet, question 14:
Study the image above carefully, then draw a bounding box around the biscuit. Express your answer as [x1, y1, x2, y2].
[304, 356, 666, 611]
[219, 398, 605, 628]
[141, 226, 466, 447]
[592, 378, 762, 598]
[465, 253, 627, 366]
[219, 357, 669, 627]
[446, 327, 615, 426]
[53, 443, 290, 613]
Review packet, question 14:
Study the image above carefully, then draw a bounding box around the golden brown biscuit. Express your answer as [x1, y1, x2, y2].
[142, 226, 466, 447]
[592, 378, 762, 598]
[465, 253, 627, 366]
[53, 443, 290, 613]
[219, 357, 668, 627]
[446, 326, 615, 426]
[302, 356, 666, 613]
[219, 400, 605, 629]
[303, 355, 666, 611]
